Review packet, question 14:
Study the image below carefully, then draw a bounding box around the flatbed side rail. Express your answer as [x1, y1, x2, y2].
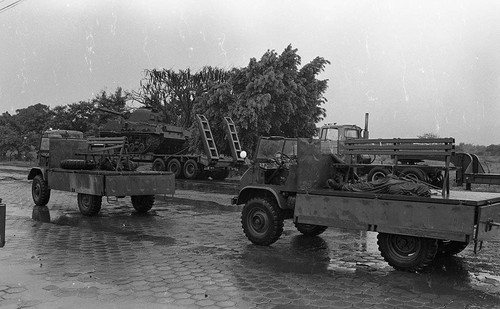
[344, 138, 455, 196]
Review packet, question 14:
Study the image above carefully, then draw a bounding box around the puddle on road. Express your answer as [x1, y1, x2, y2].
[50, 213, 176, 246]
[237, 231, 500, 304]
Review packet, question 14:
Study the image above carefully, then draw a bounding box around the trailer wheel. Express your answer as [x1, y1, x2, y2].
[131, 195, 155, 213]
[77, 193, 102, 216]
[294, 222, 328, 236]
[32, 175, 51, 206]
[367, 167, 390, 182]
[400, 167, 427, 182]
[437, 240, 468, 256]
[241, 197, 284, 246]
[167, 159, 182, 178]
[377, 233, 438, 272]
[152, 158, 166, 171]
[183, 159, 199, 179]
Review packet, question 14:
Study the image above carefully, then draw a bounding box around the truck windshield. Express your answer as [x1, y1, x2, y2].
[321, 128, 338, 141]
[256, 139, 297, 160]
[344, 129, 360, 139]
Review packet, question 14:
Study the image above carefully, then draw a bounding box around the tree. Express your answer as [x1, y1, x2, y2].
[0, 126, 22, 160]
[418, 133, 440, 139]
[93, 87, 129, 128]
[132, 67, 229, 128]
[204, 45, 330, 154]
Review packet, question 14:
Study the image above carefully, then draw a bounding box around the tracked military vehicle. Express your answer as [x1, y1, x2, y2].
[98, 107, 191, 154]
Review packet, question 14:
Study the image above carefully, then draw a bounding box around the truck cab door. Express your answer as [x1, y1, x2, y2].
[319, 127, 339, 155]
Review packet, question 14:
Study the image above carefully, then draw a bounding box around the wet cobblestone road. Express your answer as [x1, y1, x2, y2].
[1, 169, 500, 308]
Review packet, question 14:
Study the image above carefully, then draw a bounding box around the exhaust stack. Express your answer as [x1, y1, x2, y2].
[363, 113, 369, 139]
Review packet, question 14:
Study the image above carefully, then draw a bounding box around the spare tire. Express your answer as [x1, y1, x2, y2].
[400, 167, 427, 182]
[60, 159, 95, 170]
[367, 167, 390, 182]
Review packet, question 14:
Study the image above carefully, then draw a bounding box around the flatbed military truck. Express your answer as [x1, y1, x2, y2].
[28, 130, 175, 216]
[232, 136, 500, 271]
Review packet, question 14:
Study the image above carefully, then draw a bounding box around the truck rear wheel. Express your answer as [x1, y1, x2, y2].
[183, 159, 199, 179]
[437, 240, 468, 256]
[377, 233, 438, 272]
[294, 222, 328, 236]
[367, 167, 390, 182]
[130, 195, 155, 213]
[32, 175, 51, 206]
[152, 158, 166, 171]
[131, 195, 155, 213]
[167, 159, 182, 178]
[77, 193, 102, 216]
[241, 197, 284, 246]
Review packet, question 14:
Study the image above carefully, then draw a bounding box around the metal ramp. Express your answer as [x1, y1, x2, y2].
[196, 114, 219, 164]
[224, 117, 244, 163]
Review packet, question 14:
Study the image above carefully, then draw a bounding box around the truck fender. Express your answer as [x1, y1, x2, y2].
[235, 186, 288, 209]
[27, 167, 45, 181]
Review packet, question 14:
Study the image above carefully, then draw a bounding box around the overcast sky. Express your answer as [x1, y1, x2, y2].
[1, 0, 499, 145]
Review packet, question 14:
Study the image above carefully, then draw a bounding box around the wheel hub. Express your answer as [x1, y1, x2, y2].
[250, 211, 267, 233]
[393, 236, 418, 255]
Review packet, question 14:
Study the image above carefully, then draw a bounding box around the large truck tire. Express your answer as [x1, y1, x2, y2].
[377, 233, 438, 272]
[294, 222, 328, 236]
[367, 167, 390, 182]
[436, 240, 468, 256]
[167, 159, 182, 178]
[183, 159, 199, 179]
[77, 193, 102, 216]
[152, 158, 166, 171]
[241, 197, 284, 246]
[131, 195, 155, 213]
[400, 167, 427, 182]
[32, 175, 51, 206]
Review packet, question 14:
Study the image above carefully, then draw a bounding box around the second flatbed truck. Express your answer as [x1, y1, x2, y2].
[28, 130, 175, 216]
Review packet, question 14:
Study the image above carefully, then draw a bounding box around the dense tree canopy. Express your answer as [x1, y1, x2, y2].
[194, 45, 330, 154]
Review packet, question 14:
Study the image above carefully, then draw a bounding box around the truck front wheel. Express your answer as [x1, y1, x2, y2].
[241, 197, 283, 246]
[32, 175, 51, 206]
[131, 195, 155, 213]
[294, 222, 328, 236]
[77, 194, 102, 216]
[377, 233, 437, 272]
